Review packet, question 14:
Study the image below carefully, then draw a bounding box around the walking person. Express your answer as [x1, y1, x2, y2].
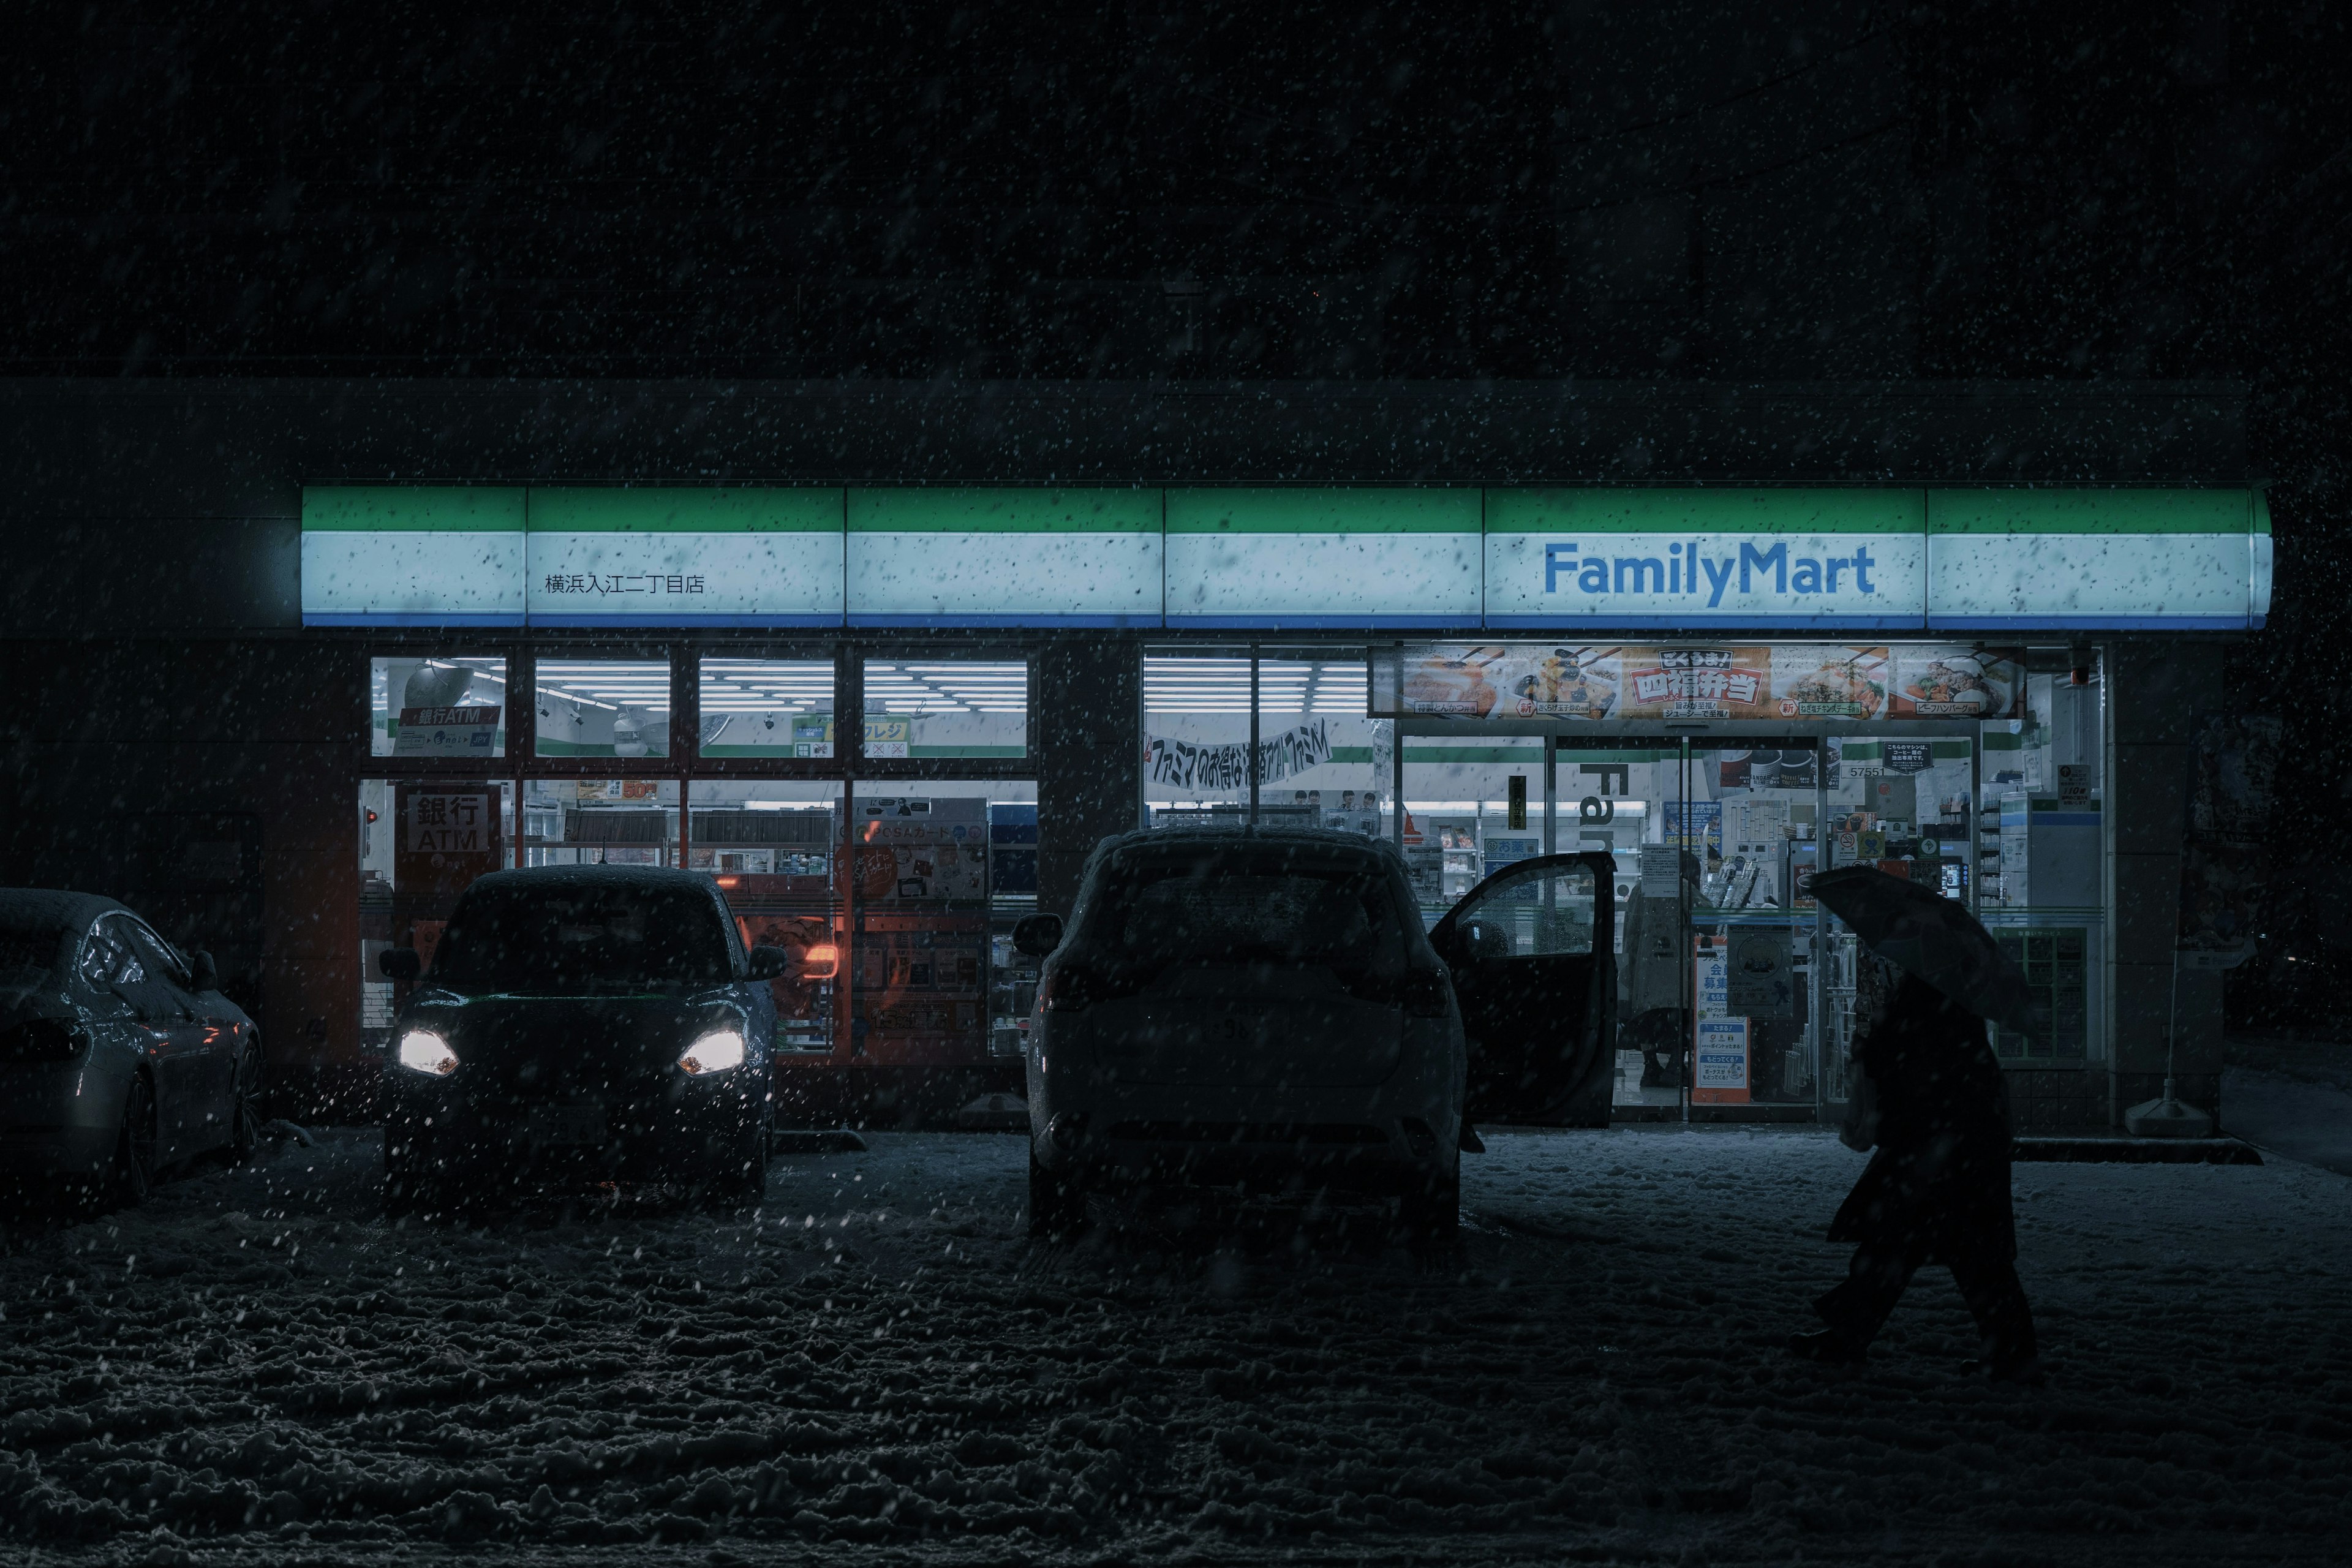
[1789, 867, 2044, 1384]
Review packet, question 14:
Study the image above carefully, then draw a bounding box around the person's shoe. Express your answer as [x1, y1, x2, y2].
[1962, 1354, 2046, 1386]
[1787, 1329, 1867, 1366]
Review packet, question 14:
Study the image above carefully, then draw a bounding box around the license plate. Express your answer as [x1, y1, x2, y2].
[530, 1104, 606, 1147]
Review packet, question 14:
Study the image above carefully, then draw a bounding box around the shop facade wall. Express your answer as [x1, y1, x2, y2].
[0, 638, 366, 1119]
[2105, 640, 2225, 1125]
[1034, 635, 1141, 916]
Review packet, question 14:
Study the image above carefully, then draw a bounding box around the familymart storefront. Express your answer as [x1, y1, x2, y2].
[311, 484, 2269, 1128]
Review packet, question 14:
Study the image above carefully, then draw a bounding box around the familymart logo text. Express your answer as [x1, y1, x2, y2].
[1544, 540, 1882, 607]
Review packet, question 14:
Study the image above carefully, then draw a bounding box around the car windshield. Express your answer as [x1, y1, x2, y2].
[1081, 844, 1410, 995]
[431, 886, 734, 992]
[0, 927, 63, 984]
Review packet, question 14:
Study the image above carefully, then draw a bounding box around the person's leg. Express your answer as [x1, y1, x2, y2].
[1815, 1243, 1917, 1346]
[1793, 1240, 1922, 1361]
[1948, 1243, 2038, 1376]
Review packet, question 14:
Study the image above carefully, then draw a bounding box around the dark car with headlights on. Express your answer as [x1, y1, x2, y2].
[378, 866, 790, 1210]
[0, 889, 262, 1207]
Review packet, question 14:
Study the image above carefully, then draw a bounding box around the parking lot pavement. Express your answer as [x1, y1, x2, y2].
[1, 1124, 2348, 1566]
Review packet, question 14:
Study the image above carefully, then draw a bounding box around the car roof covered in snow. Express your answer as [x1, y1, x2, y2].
[0, 888, 135, 933]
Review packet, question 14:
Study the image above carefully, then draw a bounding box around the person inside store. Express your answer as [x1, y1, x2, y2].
[1616, 849, 1703, 1088]
[1790, 952, 2041, 1382]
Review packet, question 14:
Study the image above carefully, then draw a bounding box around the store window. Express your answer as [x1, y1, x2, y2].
[1143, 650, 1255, 825]
[860, 659, 1028, 758]
[370, 657, 508, 758]
[535, 658, 673, 758]
[1255, 650, 1390, 838]
[358, 777, 514, 1049]
[846, 782, 1037, 1069]
[698, 657, 836, 758]
[690, 778, 844, 1055]
[1401, 734, 1546, 918]
[523, 778, 680, 865]
[1978, 660, 2104, 1063]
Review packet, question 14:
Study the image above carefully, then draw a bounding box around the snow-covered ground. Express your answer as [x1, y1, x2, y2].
[3, 1124, 2349, 1566]
[2224, 1065, 2352, 1177]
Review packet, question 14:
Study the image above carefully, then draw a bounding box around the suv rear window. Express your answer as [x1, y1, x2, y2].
[432, 885, 734, 992]
[1078, 845, 1411, 998]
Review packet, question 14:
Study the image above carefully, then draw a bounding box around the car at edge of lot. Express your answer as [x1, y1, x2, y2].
[378, 865, 794, 1210]
[1017, 827, 1616, 1243]
[0, 888, 262, 1206]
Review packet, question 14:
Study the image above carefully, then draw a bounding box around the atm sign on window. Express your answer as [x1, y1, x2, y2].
[407, 794, 493, 854]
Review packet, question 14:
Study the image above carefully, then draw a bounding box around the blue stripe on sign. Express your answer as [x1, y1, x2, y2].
[1163, 614, 1485, 630]
[846, 612, 1162, 628]
[1927, 614, 2248, 631]
[1482, 614, 1930, 631]
[303, 611, 526, 627]
[527, 614, 845, 628]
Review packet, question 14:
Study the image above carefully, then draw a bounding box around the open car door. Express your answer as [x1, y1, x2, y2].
[1428, 852, 1616, 1127]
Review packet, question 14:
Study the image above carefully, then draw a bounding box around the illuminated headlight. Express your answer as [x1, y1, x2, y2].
[396, 1030, 459, 1076]
[678, 1029, 746, 1076]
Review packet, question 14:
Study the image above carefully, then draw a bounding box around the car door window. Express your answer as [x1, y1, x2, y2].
[124, 922, 193, 993]
[80, 918, 148, 990]
[1448, 862, 1600, 960]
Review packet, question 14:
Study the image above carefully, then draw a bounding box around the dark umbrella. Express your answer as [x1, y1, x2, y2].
[1808, 865, 2035, 1036]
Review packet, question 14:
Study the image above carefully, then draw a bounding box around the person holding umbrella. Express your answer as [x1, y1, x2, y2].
[1789, 865, 2042, 1383]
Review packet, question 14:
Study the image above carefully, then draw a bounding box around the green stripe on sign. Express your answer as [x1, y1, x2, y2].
[1487, 489, 1920, 535]
[303, 487, 524, 532]
[848, 488, 1159, 533]
[528, 488, 843, 533]
[1928, 489, 2252, 535]
[2254, 492, 2271, 537]
[1165, 488, 1481, 535]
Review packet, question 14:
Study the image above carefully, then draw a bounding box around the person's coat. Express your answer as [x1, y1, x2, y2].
[1829, 971, 2016, 1262]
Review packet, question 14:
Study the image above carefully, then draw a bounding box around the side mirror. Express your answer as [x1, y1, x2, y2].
[746, 945, 793, 981]
[187, 950, 219, 992]
[1012, 913, 1064, 958]
[378, 948, 421, 982]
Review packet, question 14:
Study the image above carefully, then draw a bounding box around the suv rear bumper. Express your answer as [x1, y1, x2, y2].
[1028, 1074, 1460, 1197]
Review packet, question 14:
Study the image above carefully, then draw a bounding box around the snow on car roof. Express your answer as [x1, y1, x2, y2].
[0, 887, 133, 933]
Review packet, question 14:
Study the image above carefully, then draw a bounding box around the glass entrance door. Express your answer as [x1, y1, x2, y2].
[1553, 737, 1826, 1118]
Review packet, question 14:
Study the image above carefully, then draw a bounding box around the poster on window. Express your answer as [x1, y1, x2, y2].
[1885, 648, 2024, 718]
[1375, 643, 2025, 722]
[1766, 647, 1888, 719]
[1143, 719, 1332, 791]
[393, 704, 501, 757]
[1692, 1018, 1751, 1104]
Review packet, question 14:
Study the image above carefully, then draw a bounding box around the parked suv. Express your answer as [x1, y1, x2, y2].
[1017, 827, 1615, 1242]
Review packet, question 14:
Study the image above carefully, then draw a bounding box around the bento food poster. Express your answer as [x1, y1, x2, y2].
[1619, 647, 1774, 720]
[1887, 647, 2024, 718]
[1768, 646, 1888, 720]
[1401, 644, 1624, 720]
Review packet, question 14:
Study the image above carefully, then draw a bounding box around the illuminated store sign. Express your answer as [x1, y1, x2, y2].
[1485, 490, 1924, 628]
[846, 488, 1161, 627]
[525, 488, 843, 627]
[301, 486, 2272, 632]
